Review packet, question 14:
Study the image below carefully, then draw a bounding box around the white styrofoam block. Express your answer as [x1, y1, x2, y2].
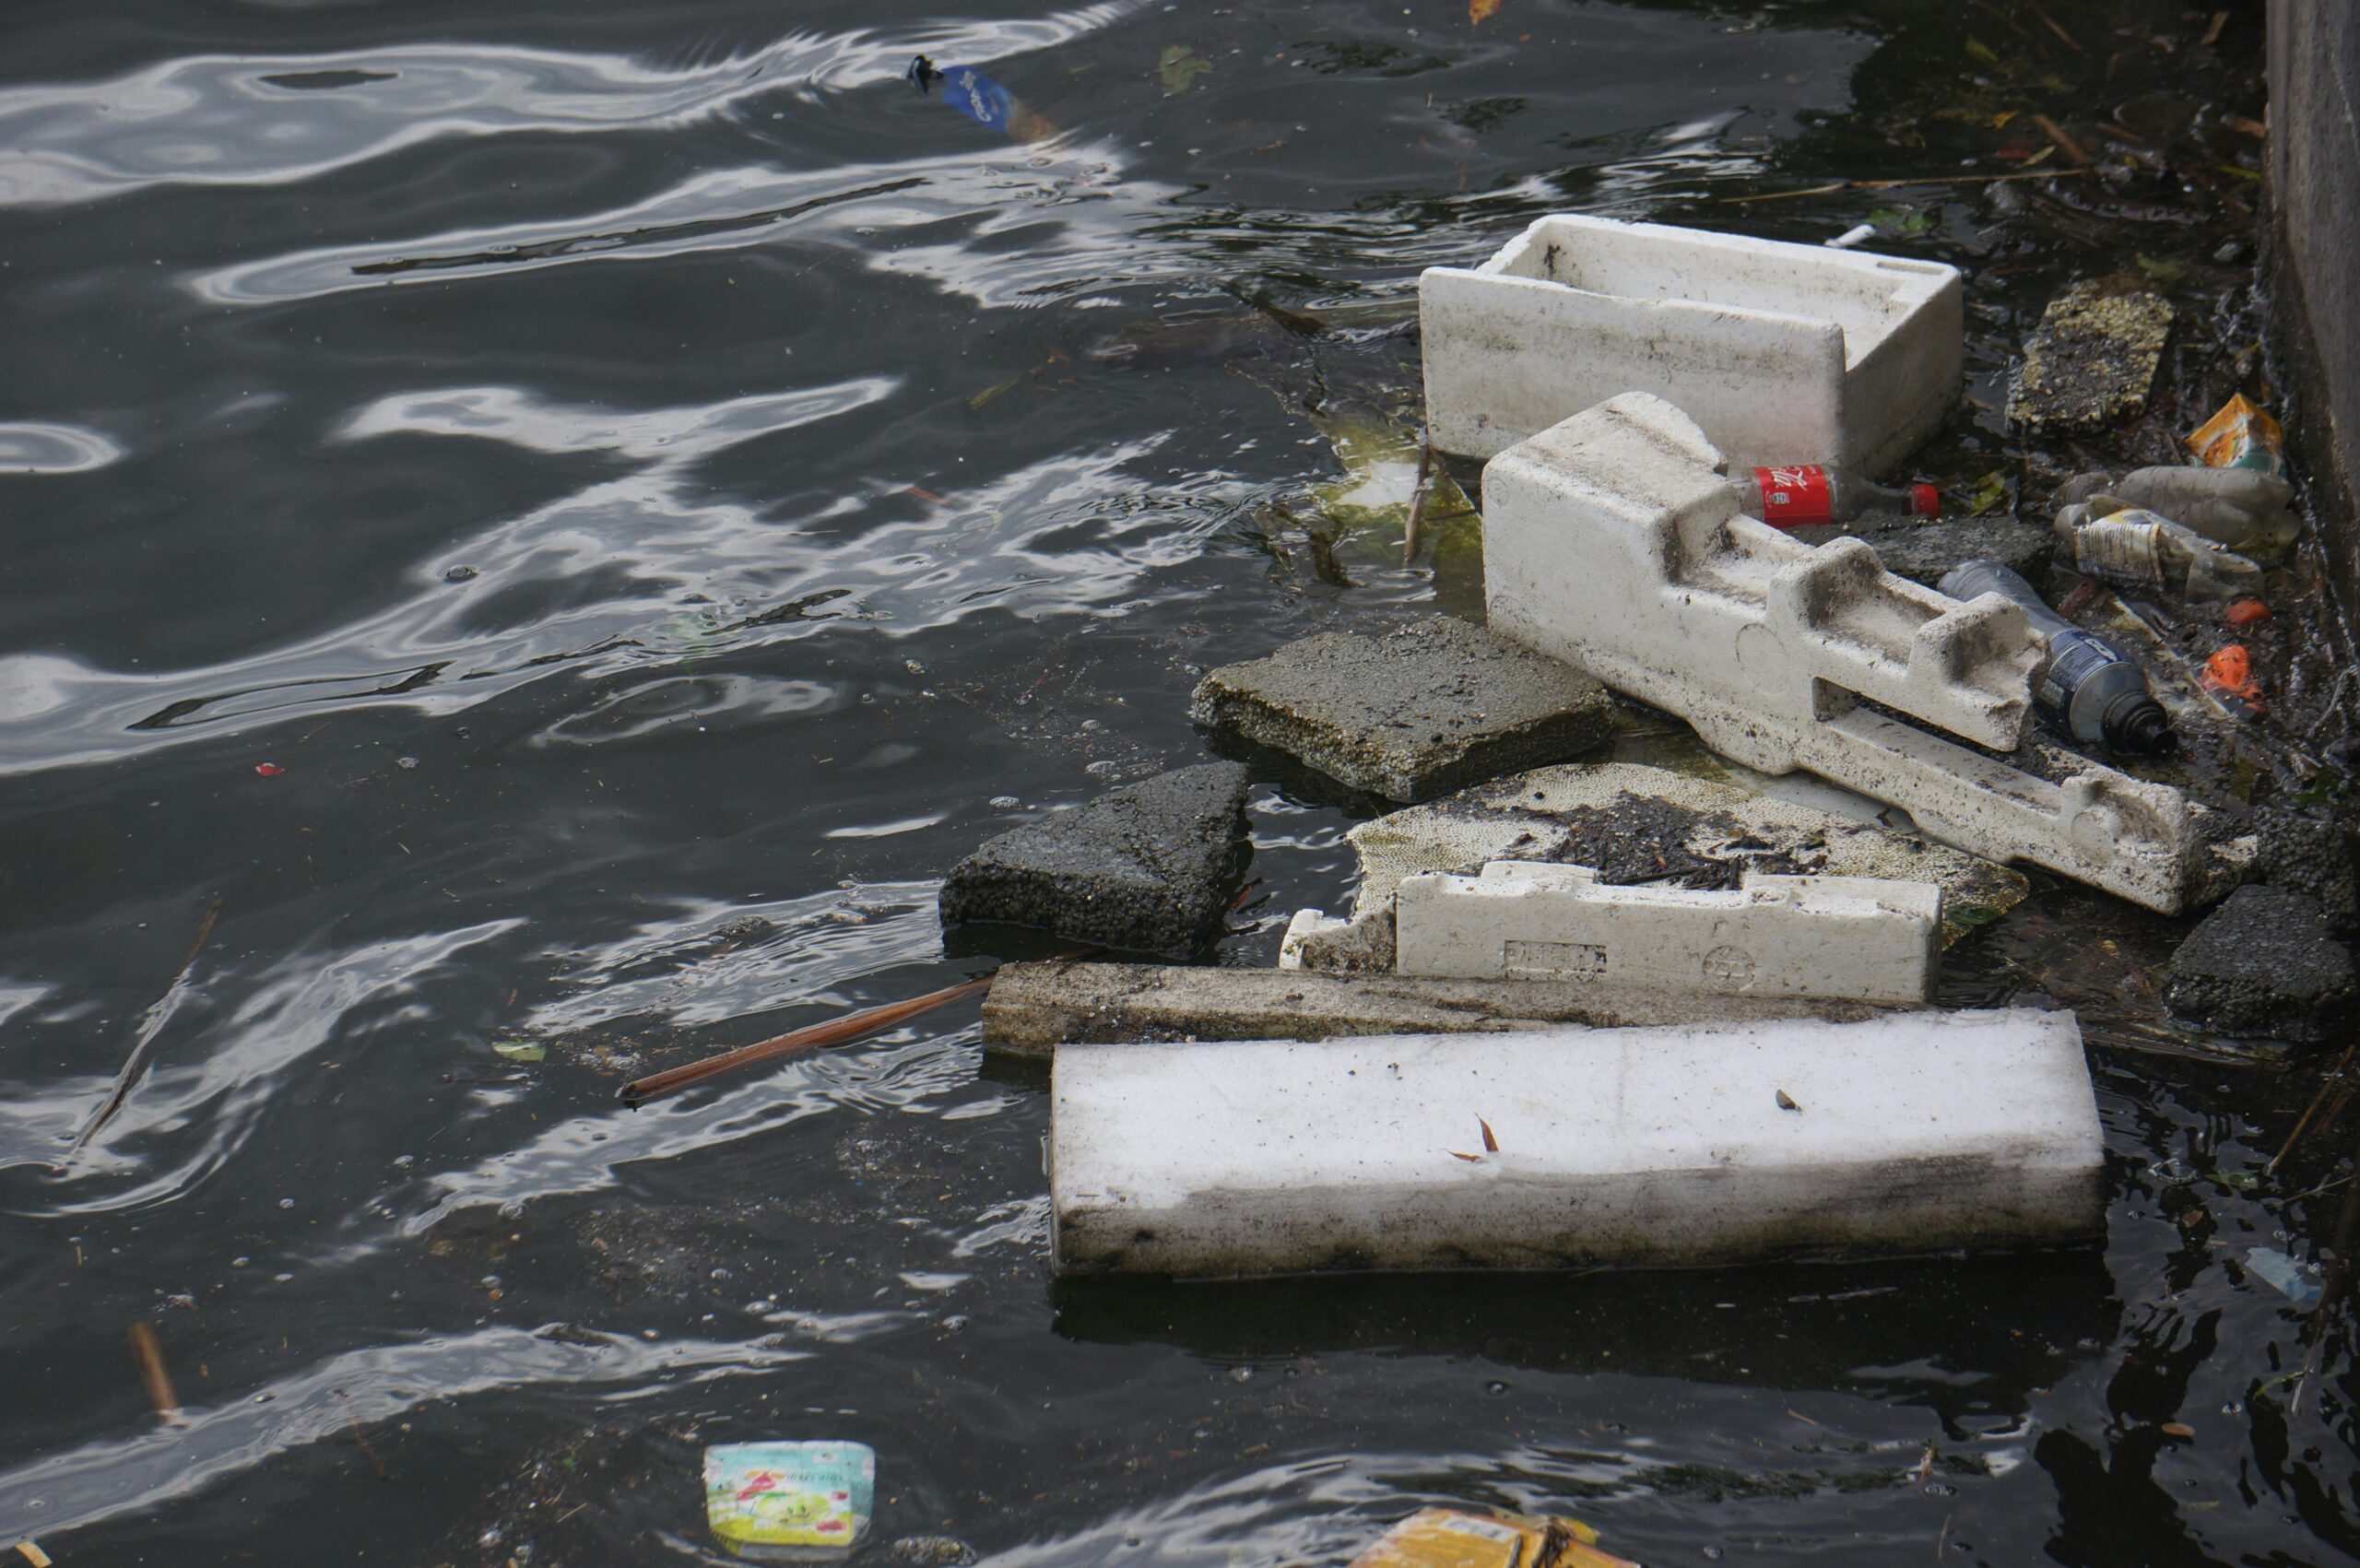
[1419, 214, 1962, 472]
[1483, 393, 2209, 914]
[1394, 863, 1939, 1005]
[1049, 1010, 2102, 1277]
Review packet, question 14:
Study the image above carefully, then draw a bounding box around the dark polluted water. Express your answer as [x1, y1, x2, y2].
[2, 2, 2354, 1563]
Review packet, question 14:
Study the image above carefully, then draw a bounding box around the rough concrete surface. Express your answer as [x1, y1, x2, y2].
[2165, 884, 2356, 1043]
[980, 961, 1882, 1057]
[1832, 515, 2056, 592]
[938, 762, 1250, 956]
[2253, 808, 2359, 934]
[2007, 287, 2174, 433]
[1189, 617, 1612, 803]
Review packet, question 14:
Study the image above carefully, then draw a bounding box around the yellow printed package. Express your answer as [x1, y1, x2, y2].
[1348, 1507, 1637, 1568]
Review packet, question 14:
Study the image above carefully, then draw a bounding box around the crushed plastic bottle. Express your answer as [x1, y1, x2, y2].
[2054, 466, 2296, 556]
[2053, 501, 2265, 602]
[1940, 559, 2173, 755]
[1732, 465, 1940, 527]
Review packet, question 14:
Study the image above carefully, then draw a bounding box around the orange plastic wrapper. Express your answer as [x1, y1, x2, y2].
[2224, 596, 2273, 628]
[1348, 1508, 1636, 1568]
[2186, 393, 2286, 478]
[2200, 643, 2267, 718]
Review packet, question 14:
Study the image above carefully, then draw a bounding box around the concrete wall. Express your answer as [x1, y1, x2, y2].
[2266, 0, 2360, 613]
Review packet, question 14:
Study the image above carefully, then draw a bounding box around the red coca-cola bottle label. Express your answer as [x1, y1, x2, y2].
[1752, 466, 1831, 526]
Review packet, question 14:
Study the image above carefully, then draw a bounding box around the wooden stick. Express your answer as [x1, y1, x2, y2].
[2272, 1043, 2357, 1175]
[72, 900, 223, 1157]
[2031, 113, 2092, 169]
[619, 973, 995, 1105]
[2292, 1134, 2360, 1416]
[2021, 0, 2086, 55]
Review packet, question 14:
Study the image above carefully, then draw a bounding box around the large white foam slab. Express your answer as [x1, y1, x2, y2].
[1050, 1010, 2101, 1278]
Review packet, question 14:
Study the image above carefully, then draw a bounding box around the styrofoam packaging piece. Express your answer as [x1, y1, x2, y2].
[1394, 862, 1939, 1005]
[1483, 393, 2209, 914]
[1049, 1010, 2102, 1277]
[1419, 215, 1963, 471]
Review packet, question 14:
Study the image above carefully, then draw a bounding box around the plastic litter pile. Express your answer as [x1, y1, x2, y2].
[694, 213, 2355, 1564]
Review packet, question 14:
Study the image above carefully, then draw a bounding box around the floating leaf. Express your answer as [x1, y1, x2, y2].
[1158, 43, 1211, 96]
[968, 377, 1019, 410]
[1866, 206, 1934, 236]
[1480, 1115, 1500, 1152]
[2135, 253, 2187, 282]
[2161, 1422, 2195, 1439]
[2211, 1169, 2260, 1192]
[1992, 109, 2019, 129]
[1965, 37, 2000, 66]
[1469, 0, 1503, 21]
[1776, 1089, 1800, 1112]
[1965, 468, 2009, 516]
[492, 1040, 546, 1063]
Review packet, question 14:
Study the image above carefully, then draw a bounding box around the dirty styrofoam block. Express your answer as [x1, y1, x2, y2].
[1393, 863, 1940, 1006]
[1480, 392, 2213, 914]
[2007, 287, 2174, 434]
[1419, 213, 1962, 473]
[981, 960, 1881, 1057]
[1341, 760, 2028, 940]
[1049, 1010, 2104, 1277]
[2165, 885, 2356, 1043]
[938, 762, 1249, 956]
[1189, 618, 1612, 803]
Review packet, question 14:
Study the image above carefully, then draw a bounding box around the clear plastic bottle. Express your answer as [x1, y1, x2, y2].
[2052, 501, 2265, 601]
[1732, 465, 1941, 527]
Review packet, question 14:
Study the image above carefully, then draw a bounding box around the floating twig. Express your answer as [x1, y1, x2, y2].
[339, 1396, 391, 1480]
[619, 973, 997, 1105]
[2271, 1042, 2357, 1176]
[72, 900, 222, 1158]
[2031, 113, 2092, 169]
[127, 1322, 185, 1428]
[1719, 168, 2094, 205]
[1402, 428, 1434, 566]
[2021, 0, 2086, 54]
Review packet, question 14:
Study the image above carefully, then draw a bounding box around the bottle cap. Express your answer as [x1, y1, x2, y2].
[1909, 483, 1941, 517]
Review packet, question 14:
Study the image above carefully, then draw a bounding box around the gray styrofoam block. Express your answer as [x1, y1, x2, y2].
[1049, 1009, 2103, 1277]
[1419, 214, 1962, 473]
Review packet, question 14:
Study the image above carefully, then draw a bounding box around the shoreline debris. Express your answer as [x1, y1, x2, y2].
[1481, 393, 2218, 914]
[1348, 1508, 1635, 1568]
[704, 1441, 875, 1558]
[2165, 885, 2355, 1044]
[1049, 1010, 2104, 1277]
[71, 898, 223, 1159]
[1189, 619, 1611, 804]
[1421, 214, 1962, 473]
[619, 973, 995, 1105]
[1392, 862, 1941, 1005]
[2007, 286, 2173, 433]
[127, 1322, 185, 1428]
[938, 763, 1251, 956]
[980, 961, 1883, 1057]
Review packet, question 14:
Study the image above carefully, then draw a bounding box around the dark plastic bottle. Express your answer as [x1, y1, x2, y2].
[1939, 559, 2174, 756]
